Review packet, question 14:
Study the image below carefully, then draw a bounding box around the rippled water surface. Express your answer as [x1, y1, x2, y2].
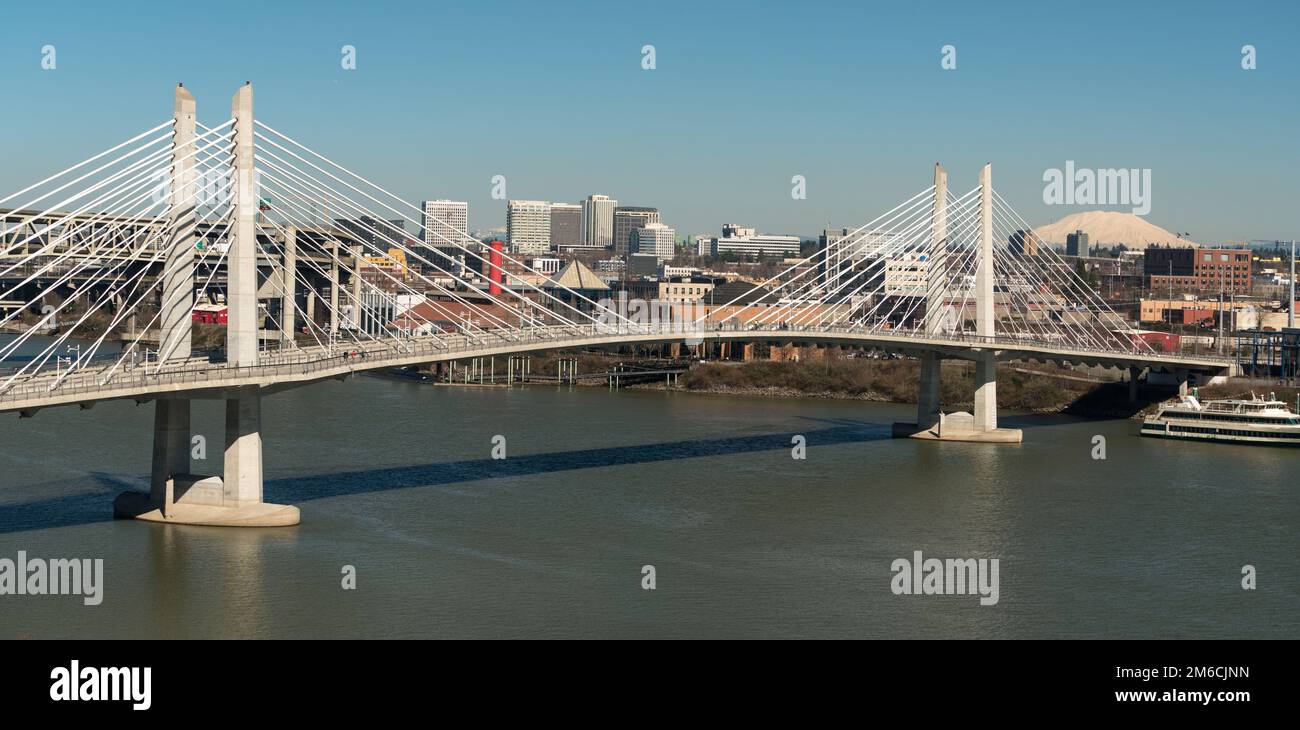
[0, 375, 1295, 638]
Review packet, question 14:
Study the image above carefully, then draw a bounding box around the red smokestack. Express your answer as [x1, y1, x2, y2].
[488, 240, 504, 296]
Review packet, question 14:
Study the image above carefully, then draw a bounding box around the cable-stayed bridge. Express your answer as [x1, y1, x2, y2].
[0, 84, 1230, 526]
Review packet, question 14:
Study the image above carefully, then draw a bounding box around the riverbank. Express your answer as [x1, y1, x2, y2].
[660, 361, 1300, 420]
[411, 352, 1294, 420]
[652, 358, 1154, 417]
[420, 353, 1157, 418]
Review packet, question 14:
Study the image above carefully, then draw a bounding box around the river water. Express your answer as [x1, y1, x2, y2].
[0, 372, 1295, 639]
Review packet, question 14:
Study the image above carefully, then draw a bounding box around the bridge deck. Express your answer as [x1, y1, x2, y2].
[0, 324, 1232, 416]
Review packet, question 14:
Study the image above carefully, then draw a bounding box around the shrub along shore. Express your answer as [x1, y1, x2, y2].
[646, 359, 1162, 419]
[419, 351, 1289, 420]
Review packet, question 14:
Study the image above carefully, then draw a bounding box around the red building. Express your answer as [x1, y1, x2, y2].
[1193, 248, 1252, 295]
[1145, 246, 1252, 296]
[192, 303, 228, 325]
[1129, 330, 1180, 353]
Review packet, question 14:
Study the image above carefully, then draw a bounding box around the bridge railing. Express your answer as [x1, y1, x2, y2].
[701, 322, 1235, 365]
[0, 321, 1232, 407]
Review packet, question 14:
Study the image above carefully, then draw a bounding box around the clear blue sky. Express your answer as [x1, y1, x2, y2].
[1, 0, 1296, 243]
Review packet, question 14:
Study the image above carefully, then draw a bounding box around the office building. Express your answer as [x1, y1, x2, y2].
[530, 257, 562, 275]
[659, 277, 716, 302]
[580, 194, 617, 249]
[420, 200, 470, 271]
[1009, 229, 1040, 256]
[613, 206, 659, 257]
[506, 200, 551, 255]
[627, 253, 660, 277]
[335, 217, 406, 250]
[818, 227, 900, 277]
[550, 203, 582, 249]
[594, 258, 626, 275]
[1143, 246, 1250, 295]
[1194, 248, 1253, 295]
[1065, 229, 1089, 256]
[883, 252, 929, 296]
[633, 222, 676, 262]
[710, 224, 801, 259]
[1144, 246, 1196, 293]
[663, 265, 701, 279]
[695, 235, 715, 257]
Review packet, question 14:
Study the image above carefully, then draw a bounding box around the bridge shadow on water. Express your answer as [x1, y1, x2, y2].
[0, 420, 892, 535]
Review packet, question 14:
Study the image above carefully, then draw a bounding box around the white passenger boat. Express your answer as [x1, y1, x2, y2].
[1141, 392, 1300, 446]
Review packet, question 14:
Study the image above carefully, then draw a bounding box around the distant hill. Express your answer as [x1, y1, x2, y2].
[1032, 211, 1198, 250]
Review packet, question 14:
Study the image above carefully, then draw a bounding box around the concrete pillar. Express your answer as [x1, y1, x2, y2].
[150, 399, 190, 501]
[1176, 368, 1189, 397]
[160, 84, 196, 362]
[149, 86, 197, 505]
[329, 242, 340, 335]
[976, 163, 994, 341]
[917, 351, 941, 429]
[223, 386, 263, 504]
[306, 287, 317, 325]
[973, 351, 997, 431]
[972, 164, 997, 432]
[350, 244, 363, 331]
[281, 226, 296, 346]
[924, 163, 948, 336]
[221, 84, 268, 511]
[1128, 366, 1140, 403]
[1290, 238, 1296, 330]
[113, 83, 298, 528]
[227, 82, 258, 367]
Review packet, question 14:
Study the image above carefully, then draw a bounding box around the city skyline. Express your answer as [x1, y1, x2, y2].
[1, 1, 1296, 245]
[0, 1, 1294, 654]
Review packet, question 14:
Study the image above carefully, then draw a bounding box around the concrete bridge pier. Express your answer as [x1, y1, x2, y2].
[222, 386, 275, 510]
[972, 351, 998, 431]
[916, 351, 942, 429]
[894, 163, 1022, 444]
[116, 386, 296, 527]
[114, 397, 194, 522]
[149, 398, 191, 501]
[893, 350, 1021, 443]
[115, 83, 298, 528]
